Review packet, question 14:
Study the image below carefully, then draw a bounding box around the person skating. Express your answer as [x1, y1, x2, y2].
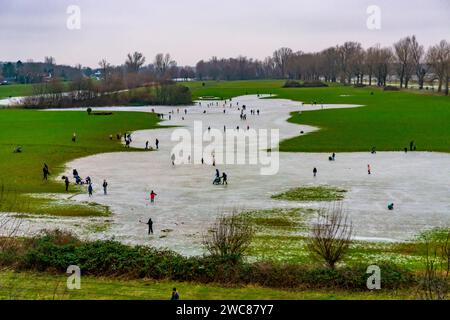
[313, 167, 317, 177]
[156, 138, 159, 149]
[103, 179, 108, 195]
[171, 154, 175, 166]
[222, 172, 228, 185]
[368, 164, 371, 175]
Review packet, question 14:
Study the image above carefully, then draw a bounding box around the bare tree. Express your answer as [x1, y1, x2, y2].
[154, 53, 176, 78]
[426, 40, 450, 94]
[44, 56, 56, 76]
[416, 232, 450, 300]
[393, 36, 414, 88]
[337, 42, 363, 84]
[307, 202, 353, 269]
[273, 47, 293, 79]
[321, 47, 339, 82]
[98, 59, 111, 82]
[365, 46, 379, 86]
[410, 36, 428, 89]
[375, 46, 394, 87]
[125, 51, 146, 73]
[203, 211, 254, 262]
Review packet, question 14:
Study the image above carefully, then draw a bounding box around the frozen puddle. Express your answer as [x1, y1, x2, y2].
[4, 95, 450, 255]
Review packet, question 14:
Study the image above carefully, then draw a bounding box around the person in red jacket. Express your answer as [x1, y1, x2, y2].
[150, 190, 157, 203]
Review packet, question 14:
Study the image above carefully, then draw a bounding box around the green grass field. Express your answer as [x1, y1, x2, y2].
[0, 84, 34, 101]
[0, 270, 412, 300]
[184, 80, 450, 153]
[0, 110, 161, 216]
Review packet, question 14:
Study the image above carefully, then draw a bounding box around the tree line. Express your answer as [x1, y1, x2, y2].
[195, 36, 450, 94]
[19, 52, 193, 108]
[2, 35, 449, 95]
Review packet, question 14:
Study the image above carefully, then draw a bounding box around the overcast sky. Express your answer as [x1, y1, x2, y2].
[1, 0, 449, 67]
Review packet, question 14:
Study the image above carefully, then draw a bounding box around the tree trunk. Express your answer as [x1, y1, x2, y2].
[445, 76, 449, 96]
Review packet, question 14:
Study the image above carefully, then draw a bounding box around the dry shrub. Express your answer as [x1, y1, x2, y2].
[417, 231, 450, 300]
[203, 211, 254, 263]
[307, 202, 353, 269]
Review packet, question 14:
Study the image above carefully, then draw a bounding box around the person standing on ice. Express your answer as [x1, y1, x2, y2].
[368, 164, 371, 175]
[88, 183, 93, 197]
[313, 167, 317, 177]
[171, 154, 176, 166]
[147, 218, 154, 234]
[222, 172, 228, 185]
[156, 138, 159, 149]
[150, 190, 157, 203]
[102, 179, 108, 195]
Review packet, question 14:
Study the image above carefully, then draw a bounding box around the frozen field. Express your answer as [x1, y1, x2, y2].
[4, 95, 450, 255]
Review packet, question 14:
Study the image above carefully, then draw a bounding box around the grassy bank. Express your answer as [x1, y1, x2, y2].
[184, 80, 450, 153]
[0, 109, 161, 216]
[0, 84, 34, 101]
[0, 269, 411, 300]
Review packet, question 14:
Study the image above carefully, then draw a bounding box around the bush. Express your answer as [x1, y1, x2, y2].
[282, 80, 301, 88]
[20, 83, 192, 109]
[203, 213, 254, 263]
[0, 230, 417, 290]
[283, 80, 328, 88]
[384, 85, 400, 91]
[307, 203, 353, 269]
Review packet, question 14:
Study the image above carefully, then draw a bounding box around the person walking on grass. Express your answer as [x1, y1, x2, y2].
[171, 288, 180, 300]
[103, 179, 108, 195]
[64, 176, 69, 191]
[43, 164, 50, 180]
[150, 190, 157, 203]
[88, 183, 93, 197]
[72, 133, 76, 143]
